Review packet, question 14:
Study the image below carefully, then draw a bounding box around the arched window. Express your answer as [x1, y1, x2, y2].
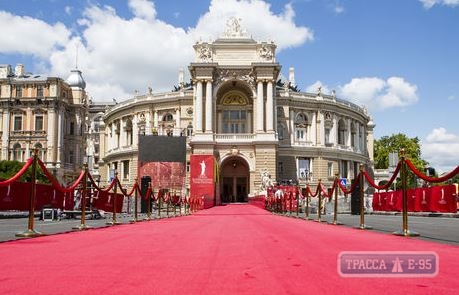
[219, 91, 251, 134]
[277, 123, 285, 140]
[295, 113, 308, 142]
[163, 113, 173, 122]
[338, 119, 346, 145]
[12, 143, 22, 162]
[125, 118, 133, 145]
[351, 122, 356, 148]
[34, 143, 46, 160]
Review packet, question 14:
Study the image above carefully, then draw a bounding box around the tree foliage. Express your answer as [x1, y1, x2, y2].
[374, 133, 428, 188]
[0, 160, 50, 184]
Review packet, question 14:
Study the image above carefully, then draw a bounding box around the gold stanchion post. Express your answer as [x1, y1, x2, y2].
[16, 149, 45, 238]
[158, 189, 162, 219]
[73, 164, 91, 230]
[106, 172, 120, 225]
[296, 187, 300, 217]
[305, 184, 310, 220]
[130, 179, 138, 223]
[316, 179, 323, 222]
[393, 149, 419, 236]
[144, 183, 152, 221]
[331, 174, 343, 225]
[355, 165, 372, 230]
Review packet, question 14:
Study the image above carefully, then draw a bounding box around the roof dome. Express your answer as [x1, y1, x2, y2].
[66, 69, 86, 89]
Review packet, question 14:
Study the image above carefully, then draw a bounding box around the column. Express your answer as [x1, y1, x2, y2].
[266, 80, 274, 132]
[154, 111, 159, 128]
[145, 112, 151, 135]
[256, 81, 264, 132]
[290, 109, 295, 145]
[205, 80, 213, 133]
[311, 112, 317, 145]
[346, 118, 351, 147]
[175, 108, 181, 135]
[196, 80, 203, 132]
[247, 112, 252, 133]
[217, 112, 222, 133]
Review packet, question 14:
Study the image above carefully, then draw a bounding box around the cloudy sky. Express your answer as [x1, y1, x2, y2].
[1, 0, 458, 173]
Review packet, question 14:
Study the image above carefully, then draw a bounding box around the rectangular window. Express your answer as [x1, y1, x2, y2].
[328, 162, 333, 177]
[298, 158, 310, 179]
[13, 116, 22, 131]
[325, 128, 330, 144]
[340, 160, 348, 179]
[16, 86, 22, 98]
[122, 160, 130, 179]
[37, 85, 44, 97]
[35, 115, 44, 131]
[296, 129, 304, 140]
[278, 162, 284, 177]
[70, 122, 75, 135]
[68, 151, 74, 164]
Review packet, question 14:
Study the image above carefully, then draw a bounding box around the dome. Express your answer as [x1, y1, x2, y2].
[66, 69, 86, 89]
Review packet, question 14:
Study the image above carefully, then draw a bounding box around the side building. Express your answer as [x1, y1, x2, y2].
[99, 19, 375, 202]
[0, 64, 88, 183]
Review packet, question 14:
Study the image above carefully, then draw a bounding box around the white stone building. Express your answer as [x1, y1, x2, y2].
[0, 63, 88, 183]
[99, 19, 375, 202]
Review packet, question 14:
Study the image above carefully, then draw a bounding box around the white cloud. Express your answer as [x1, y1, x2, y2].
[420, 0, 459, 8]
[65, 6, 73, 16]
[128, 0, 157, 21]
[334, 5, 344, 14]
[49, 0, 312, 101]
[191, 0, 313, 50]
[1, 0, 313, 101]
[422, 128, 459, 172]
[306, 81, 331, 95]
[0, 11, 71, 57]
[339, 77, 418, 111]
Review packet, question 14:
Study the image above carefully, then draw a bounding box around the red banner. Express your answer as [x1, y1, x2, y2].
[190, 155, 217, 209]
[138, 162, 186, 190]
[92, 190, 124, 213]
[373, 185, 457, 213]
[0, 182, 66, 211]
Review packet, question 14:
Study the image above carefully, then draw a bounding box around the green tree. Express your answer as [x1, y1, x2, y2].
[374, 133, 428, 188]
[0, 160, 50, 184]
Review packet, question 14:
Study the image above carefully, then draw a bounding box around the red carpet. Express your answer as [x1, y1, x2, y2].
[0, 204, 458, 294]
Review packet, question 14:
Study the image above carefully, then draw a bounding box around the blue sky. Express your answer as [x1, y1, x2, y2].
[1, 0, 458, 172]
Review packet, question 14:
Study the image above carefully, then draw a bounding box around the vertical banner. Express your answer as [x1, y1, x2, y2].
[190, 155, 217, 209]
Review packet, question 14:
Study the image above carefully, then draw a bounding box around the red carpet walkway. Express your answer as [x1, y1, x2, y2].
[0, 204, 458, 294]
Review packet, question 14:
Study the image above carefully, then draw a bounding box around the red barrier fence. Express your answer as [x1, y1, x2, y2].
[373, 184, 457, 213]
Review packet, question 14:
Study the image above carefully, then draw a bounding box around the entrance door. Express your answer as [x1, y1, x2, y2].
[220, 157, 249, 203]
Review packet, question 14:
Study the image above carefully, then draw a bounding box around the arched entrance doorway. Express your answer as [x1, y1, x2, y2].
[220, 156, 249, 203]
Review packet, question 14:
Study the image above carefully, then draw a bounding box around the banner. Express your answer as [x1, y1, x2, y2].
[190, 155, 217, 209]
[0, 182, 65, 211]
[372, 184, 457, 213]
[92, 190, 124, 213]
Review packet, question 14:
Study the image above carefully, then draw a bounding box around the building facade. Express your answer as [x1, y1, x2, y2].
[99, 18, 375, 202]
[0, 63, 88, 183]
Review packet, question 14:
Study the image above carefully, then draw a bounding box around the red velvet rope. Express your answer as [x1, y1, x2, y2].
[123, 182, 138, 197]
[337, 174, 360, 194]
[0, 157, 34, 186]
[37, 159, 85, 193]
[363, 162, 401, 190]
[405, 159, 459, 183]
